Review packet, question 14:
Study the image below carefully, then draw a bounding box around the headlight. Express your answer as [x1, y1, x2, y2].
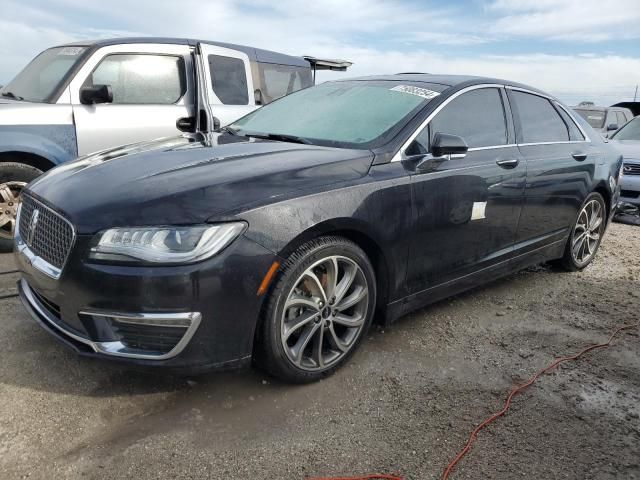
[89, 223, 246, 264]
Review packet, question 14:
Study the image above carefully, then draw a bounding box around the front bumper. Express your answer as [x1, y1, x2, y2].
[16, 234, 278, 372]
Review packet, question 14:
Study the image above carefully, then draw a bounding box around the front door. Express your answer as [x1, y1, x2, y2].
[405, 86, 526, 293]
[70, 43, 195, 155]
[198, 43, 258, 126]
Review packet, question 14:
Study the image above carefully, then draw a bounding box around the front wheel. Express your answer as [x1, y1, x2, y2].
[255, 236, 376, 383]
[559, 192, 607, 271]
[0, 162, 43, 252]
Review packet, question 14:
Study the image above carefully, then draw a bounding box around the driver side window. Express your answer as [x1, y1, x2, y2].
[408, 88, 508, 155]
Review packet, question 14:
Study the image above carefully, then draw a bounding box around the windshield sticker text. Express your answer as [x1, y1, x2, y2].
[390, 85, 440, 100]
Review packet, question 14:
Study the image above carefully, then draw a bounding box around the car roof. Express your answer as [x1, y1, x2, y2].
[54, 37, 309, 67]
[337, 73, 551, 96]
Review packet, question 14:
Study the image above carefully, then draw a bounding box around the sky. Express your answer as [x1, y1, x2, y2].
[1, 0, 639, 106]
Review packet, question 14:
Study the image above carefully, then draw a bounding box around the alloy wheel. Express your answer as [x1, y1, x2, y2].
[571, 199, 604, 265]
[281, 255, 369, 371]
[0, 181, 26, 240]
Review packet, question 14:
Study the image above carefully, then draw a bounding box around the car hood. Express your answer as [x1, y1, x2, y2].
[611, 140, 640, 162]
[26, 133, 374, 234]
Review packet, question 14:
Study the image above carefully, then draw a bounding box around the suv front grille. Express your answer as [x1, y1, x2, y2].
[623, 163, 640, 176]
[18, 195, 75, 270]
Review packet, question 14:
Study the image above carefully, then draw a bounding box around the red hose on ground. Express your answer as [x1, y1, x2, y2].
[440, 321, 640, 480]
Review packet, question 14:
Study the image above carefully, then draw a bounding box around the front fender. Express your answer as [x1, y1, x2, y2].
[0, 125, 77, 165]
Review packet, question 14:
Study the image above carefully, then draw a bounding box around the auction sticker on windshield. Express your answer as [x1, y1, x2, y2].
[390, 85, 440, 100]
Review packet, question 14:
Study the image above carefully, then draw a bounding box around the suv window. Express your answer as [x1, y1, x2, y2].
[85, 54, 185, 104]
[616, 111, 627, 127]
[512, 91, 569, 143]
[208, 55, 249, 105]
[423, 88, 508, 149]
[257, 63, 313, 104]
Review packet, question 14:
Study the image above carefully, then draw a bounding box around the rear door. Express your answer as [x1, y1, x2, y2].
[508, 88, 595, 254]
[70, 43, 194, 155]
[198, 43, 257, 126]
[405, 86, 526, 293]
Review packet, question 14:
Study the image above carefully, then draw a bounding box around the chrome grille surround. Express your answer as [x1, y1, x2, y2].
[15, 195, 76, 279]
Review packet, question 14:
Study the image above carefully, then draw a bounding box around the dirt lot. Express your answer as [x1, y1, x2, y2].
[0, 223, 638, 480]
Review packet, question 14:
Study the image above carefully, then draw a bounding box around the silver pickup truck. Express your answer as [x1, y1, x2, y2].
[0, 37, 350, 250]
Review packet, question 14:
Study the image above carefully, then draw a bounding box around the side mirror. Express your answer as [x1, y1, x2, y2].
[606, 123, 619, 132]
[80, 84, 113, 105]
[254, 89, 263, 106]
[431, 132, 468, 158]
[212, 116, 221, 131]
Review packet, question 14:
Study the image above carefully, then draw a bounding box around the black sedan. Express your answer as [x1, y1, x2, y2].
[15, 74, 622, 382]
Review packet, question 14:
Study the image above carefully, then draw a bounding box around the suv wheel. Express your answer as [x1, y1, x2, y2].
[255, 236, 376, 383]
[0, 163, 43, 252]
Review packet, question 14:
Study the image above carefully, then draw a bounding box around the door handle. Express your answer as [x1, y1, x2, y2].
[176, 116, 196, 132]
[572, 153, 587, 161]
[496, 159, 520, 169]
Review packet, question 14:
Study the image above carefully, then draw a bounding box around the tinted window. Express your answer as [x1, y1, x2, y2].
[616, 111, 627, 127]
[426, 88, 507, 148]
[85, 54, 185, 104]
[208, 55, 248, 105]
[611, 116, 640, 140]
[555, 105, 585, 141]
[258, 63, 313, 104]
[513, 91, 569, 143]
[573, 109, 605, 129]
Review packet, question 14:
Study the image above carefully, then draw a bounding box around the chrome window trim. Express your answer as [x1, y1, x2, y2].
[20, 278, 202, 361]
[391, 83, 505, 162]
[15, 197, 77, 280]
[392, 83, 592, 162]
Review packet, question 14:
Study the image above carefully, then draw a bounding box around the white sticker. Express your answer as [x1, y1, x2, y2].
[390, 85, 440, 100]
[471, 202, 487, 220]
[58, 47, 84, 56]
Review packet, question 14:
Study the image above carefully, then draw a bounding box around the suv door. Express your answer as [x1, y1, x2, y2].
[198, 43, 257, 126]
[405, 86, 526, 293]
[70, 44, 194, 155]
[508, 88, 594, 256]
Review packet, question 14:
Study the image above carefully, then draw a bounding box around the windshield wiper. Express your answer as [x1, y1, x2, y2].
[1, 91, 24, 100]
[244, 132, 312, 145]
[219, 126, 239, 136]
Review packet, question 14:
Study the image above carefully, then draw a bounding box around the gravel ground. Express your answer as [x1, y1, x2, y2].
[0, 223, 638, 480]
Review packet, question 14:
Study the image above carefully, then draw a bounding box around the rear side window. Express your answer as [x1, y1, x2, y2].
[86, 54, 185, 104]
[428, 88, 508, 148]
[257, 63, 313, 104]
[616, 111, 627, 127]
[512, 91, 569, 143]
[208, 55, 248, 105]
[555, 105, 585, 141]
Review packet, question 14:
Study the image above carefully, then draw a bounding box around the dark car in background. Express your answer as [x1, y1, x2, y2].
[15, 74, 622, 382]
[572, 102, 634, 137]
[610, 116, 640, 207]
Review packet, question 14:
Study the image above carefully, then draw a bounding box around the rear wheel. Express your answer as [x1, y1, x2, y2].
[255, 236, 376, 383]
[559, 192, 606, 271]
[0, 162, 43, 252]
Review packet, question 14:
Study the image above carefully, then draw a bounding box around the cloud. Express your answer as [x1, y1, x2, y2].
[488, 0, 640, 41]
[1, 0, 639, 106]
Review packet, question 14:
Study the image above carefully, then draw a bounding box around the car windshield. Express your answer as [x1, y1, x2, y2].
[0, 46, 87, 103]
[611, 116, 640, 140]
[230, 81, 443, 149]
[573, 108, 606, 129]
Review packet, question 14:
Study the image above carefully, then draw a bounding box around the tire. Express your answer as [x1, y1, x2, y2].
[0, 162, 43, 252]
[255, 236, 377, 383]
[559, 192, 607, 272]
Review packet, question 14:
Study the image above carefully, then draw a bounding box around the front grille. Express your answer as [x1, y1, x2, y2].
[623, 163, 640, 176]
[19, 195, 74, 270]
[621, 189, 640, 199]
